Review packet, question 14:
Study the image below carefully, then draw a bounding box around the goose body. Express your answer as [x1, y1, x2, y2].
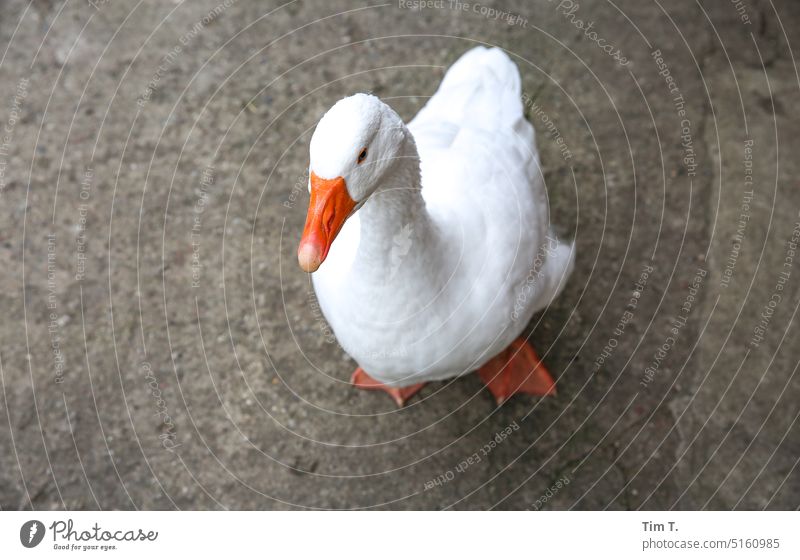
[299, 47, 574, 391]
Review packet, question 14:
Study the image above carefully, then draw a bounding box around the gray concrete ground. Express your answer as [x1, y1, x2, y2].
[0, 0, 798, 510]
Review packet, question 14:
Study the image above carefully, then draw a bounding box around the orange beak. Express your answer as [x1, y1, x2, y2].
[297, 172, 356, 272]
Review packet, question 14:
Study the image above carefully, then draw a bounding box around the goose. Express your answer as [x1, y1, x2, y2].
[297, 46, 574, 406]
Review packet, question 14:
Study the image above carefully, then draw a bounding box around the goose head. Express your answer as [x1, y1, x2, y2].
[298, 93, 407, 272]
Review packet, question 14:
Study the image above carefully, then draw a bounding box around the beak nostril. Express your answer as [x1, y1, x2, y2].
[325, 211, 335, 236]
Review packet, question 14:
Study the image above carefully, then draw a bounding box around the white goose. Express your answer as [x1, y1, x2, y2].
[297, 46, 574, 406]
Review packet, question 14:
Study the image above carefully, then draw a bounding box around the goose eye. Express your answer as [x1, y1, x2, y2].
[357, 148, 368, 164]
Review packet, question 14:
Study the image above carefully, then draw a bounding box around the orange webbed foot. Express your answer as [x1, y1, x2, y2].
[351, 368, 425, 407]
[477, 338, 556, 405]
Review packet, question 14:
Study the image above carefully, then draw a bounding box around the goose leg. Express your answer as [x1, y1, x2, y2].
[350, 368, 425, 407]
[477, 338, 556, 405]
